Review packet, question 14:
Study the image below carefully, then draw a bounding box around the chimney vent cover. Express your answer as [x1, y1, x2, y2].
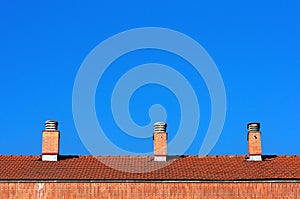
[154, 122, 167, 132]
[247, 122, 260, 132]
[45, 120, 58, 130]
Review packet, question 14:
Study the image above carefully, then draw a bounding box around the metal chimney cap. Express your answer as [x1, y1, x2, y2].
[45, 120, 58, 130]
[247, 122, 260, 132]
[154, 122, 167, 126]
[45, 120, 58, 124]
[154, 122, 167, 132]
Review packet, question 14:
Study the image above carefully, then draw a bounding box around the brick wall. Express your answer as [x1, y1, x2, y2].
[154, 132, 167, 156]
[42, 130, 59, 155]
[0, 182, 299, 198]
[248, 131, 262, 155]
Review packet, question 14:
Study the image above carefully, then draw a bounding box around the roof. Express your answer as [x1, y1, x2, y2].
[0, 155, 299, 181]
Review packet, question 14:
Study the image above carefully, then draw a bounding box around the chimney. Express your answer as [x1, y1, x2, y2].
[42, 120, 60, 161]
[247, 122, 262, 161]
[153, 122, 168, 162]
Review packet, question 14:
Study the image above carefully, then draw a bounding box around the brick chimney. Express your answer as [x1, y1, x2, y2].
[42, 120, 60, 161]
[247, 122, 262, 161]
[153, 122, 168, 162]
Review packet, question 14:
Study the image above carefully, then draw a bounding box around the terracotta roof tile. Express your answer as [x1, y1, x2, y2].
[0, 155, 299, 181]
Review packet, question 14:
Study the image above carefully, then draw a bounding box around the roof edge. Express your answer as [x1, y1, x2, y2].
[1, 179, 299, 183]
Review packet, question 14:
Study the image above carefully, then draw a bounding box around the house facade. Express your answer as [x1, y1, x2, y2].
[0, 121, 299, 198]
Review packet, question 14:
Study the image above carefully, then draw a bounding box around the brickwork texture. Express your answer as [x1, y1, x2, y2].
[154, 132, 167, 156]
[248, 131, 262, 155]
[42, 131, 59, 155]
[0, 182, 299, 199]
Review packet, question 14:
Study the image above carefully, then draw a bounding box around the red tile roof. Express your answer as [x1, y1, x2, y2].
[0, 155, 299, 181]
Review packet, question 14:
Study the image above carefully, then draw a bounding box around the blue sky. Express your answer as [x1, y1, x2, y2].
[0, 1, 299, 156]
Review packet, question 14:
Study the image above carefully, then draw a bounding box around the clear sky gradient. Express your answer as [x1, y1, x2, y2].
[0, 1, 299, 155]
